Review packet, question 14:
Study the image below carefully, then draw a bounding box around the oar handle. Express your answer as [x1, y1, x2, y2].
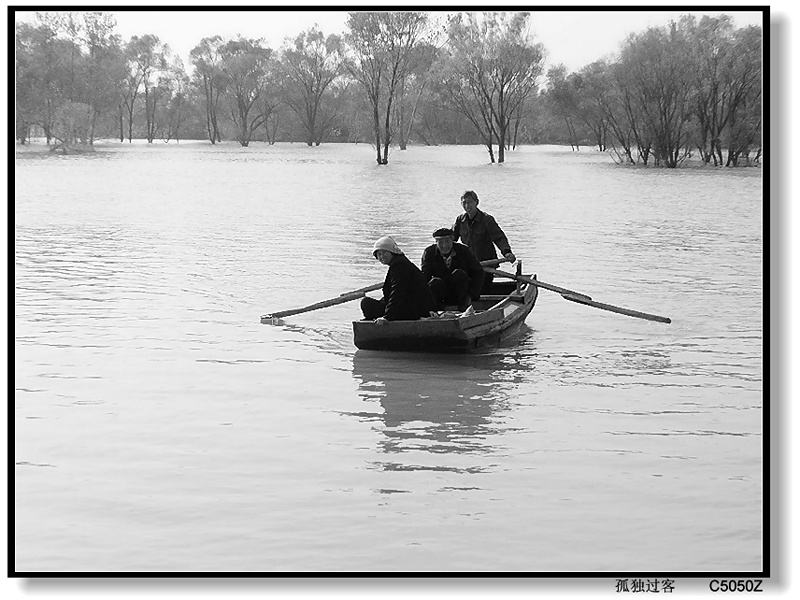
[339, 283, 385, 297]
[479, 258, 511, 268]
[485, 268, 592, 300]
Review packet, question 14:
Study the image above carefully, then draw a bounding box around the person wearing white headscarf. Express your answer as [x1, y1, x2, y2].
[362, 236, 436, 321]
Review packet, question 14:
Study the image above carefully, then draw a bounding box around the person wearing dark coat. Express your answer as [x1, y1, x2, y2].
[452, 190, 516, 294]
[421, 228, 485, 312]
[361, 236, 436, 321]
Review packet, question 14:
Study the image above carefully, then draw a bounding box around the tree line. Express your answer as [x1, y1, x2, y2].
[15, 11, 762, 167]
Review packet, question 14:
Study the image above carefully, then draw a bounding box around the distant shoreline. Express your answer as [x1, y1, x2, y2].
[14, 140, 762, 170]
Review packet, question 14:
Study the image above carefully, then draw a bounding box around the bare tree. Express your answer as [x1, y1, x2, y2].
[683, 15, 762, 166]
[280, 26, 344, 146]
[570, 61, 611, 151]
[15, 21, 62, 144]
[344, 11, 431, 164]
[394, 42, 437, 150]
[81, 12, 126, 143]
[190, 36, 227, 144]
[259, 80, 283, 144]
[16, 16, 76, 144]
[219, 37, 273, 147]
[722, 25, 762, 165]
[436, 12, 545, 163]
[617, 24, 694, 167]
[544, 65, 582, 152]
[158, 56, 190, 142]
[121, 34, 166, 142]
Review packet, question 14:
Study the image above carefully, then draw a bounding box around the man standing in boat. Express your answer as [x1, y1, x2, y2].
[421, 228, 485, 312]
[361, 236, 436, 322]
[452, 190, 516, 294]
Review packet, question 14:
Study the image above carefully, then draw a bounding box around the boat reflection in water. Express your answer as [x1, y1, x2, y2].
[349, 342, 531, 475]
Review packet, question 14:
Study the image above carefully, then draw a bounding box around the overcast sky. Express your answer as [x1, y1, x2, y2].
[13, 6, 765, 73]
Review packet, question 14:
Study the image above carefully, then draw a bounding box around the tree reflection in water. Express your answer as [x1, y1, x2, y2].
[350, 347, 529, 473]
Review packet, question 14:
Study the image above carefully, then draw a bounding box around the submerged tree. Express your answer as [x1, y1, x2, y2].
[15, 19, 74, 144]
[344, 11, 431, 165]
[157, 56, 191, 142]
[141, 41, 171, 143]
[394, 42, 438, 150]
[120, 34, 166, 142]
[570, 61, 611, 151]
[597, 62, 639, 164]
[15, 22, 45, 144]
[685, 15, 735, 165]
[219, 37, 273, 147]
[543, 65, 582, 151]
[80, 12, 126, 144]
[259, 71, 283, 144]
[618, 24, 695, 167]
[190, 36, 227, 144]
[537, 14, 761, 167]
[280, 26, 344, 146]
[720, 23, 762, 166]
[51, 100, 92, 148]
[435, 12, 545, 163]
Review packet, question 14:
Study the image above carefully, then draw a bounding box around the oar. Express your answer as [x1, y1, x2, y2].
[485, 268, 671, 324]
[261, 282, 383, 323]
[261, 258, 510, 323]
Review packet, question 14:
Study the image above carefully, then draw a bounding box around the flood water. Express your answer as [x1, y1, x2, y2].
[14, 141, 763, 575]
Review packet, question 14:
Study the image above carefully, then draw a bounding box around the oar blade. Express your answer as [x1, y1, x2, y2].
[560, 291, 593, 303]
[261, 282, 384, 323]
[561, 293, 671, 324]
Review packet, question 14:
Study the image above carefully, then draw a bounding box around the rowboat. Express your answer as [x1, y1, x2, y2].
[352, 270, 539, 352]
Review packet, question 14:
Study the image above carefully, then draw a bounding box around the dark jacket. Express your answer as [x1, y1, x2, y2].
[382, 253, 436, 321]
[453, 209, 513, 262]
[421, 242, 485, 300]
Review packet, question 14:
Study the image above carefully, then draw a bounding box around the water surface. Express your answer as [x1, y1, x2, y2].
[14, 141, 763, 573]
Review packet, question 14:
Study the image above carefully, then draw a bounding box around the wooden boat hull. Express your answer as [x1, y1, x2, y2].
[352, 278, 538, 352]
